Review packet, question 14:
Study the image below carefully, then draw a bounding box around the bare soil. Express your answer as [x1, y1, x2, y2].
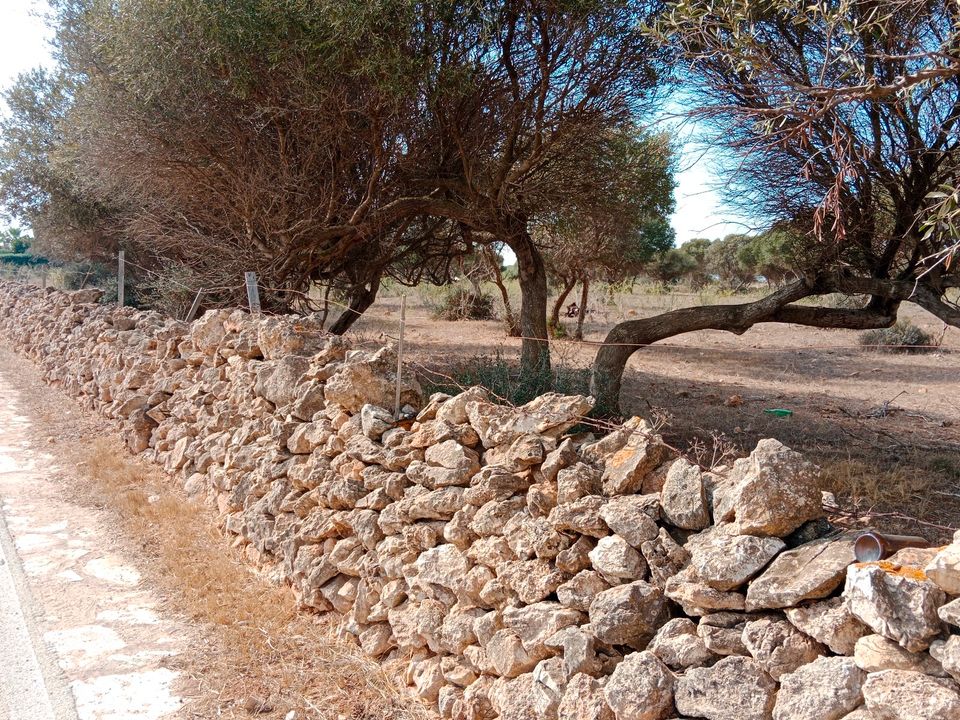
[351, 287, 960, 541]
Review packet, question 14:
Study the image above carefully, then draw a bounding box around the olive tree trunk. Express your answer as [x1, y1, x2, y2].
[589, 279, 903, 414]
[504, 224, 550, 374]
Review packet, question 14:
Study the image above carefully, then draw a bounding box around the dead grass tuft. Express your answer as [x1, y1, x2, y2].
[821, 458, 938, 508]
[84, 438, 430, 720]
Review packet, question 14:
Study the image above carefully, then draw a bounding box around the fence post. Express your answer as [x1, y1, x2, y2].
[185, 288, 204, 322]
[117, 250, 125, 306]
[40, 268, 47, 289]
[244, 272, 261, 314]
[394, 294, 407, 419]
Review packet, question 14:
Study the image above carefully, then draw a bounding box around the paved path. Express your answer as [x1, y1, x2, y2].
[0, 369, 190, 720]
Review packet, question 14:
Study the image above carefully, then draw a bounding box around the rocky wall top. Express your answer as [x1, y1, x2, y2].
[1, 280, 958, 720]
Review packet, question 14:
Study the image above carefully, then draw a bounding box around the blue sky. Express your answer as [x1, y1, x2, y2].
[1, 0, 750, 245]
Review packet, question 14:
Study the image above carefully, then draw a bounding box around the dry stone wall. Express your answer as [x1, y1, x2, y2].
[1, 279, 959, 720]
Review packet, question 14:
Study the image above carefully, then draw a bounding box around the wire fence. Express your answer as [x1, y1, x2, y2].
[25, 253, 955, 356]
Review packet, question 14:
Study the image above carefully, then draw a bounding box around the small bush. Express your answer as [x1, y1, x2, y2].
[859, 321, 936, 353]
[420, 351, 590, 406]
[432, 288, 496, 321]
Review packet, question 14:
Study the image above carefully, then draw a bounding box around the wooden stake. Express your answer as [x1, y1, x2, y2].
[244, 272, 261, 314]
[117, 250, 125, 306]
[394, 294, 407, 419]
[185, 288, 204, 322]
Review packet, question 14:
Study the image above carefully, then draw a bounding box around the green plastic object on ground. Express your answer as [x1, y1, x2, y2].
[763, 408, 794, 417]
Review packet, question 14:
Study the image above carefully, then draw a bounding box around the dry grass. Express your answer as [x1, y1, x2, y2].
[83, 438, 430, 720]
[820, 454, 960, 541]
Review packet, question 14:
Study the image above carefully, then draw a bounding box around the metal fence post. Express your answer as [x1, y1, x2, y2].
[244, 272, 261, 314]
[394, 294, 407, 419]
[185, 288, 204, 322]
[117, 250, 125, 306]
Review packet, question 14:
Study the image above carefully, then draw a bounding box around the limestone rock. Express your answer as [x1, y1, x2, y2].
[599, 419, 670, 496]
[930, 635, 960, 683]
[665, 566, 747, 617]
[502, 602, 584, 657]
[773, 656, 866, 720]
[603, 651, 675, 720]
[547, 626, 601, 678]
[531, 657, 566, 719]
[925, 543, 960, 595]
[843, 562, 945, 652]
[589, 535, 647, 581]
[557, 570, 612, 612]
[862, 669, 960, 720]
[436, 386, 488, 426]
[360, 404, 394, 439]
[939, 597, 960, 628]
[785, 597, 871, 655]
[746, 535, 857, 611]
[548, 495, 609, 538]
[723, 439, 823, 537]
[598, 494, 660, 548]
[487, 630, 545, 678]
[254, 355, 311, 407]
[698, 612, 750, 657]
[589, 581, 666, 646]
[466, 393, 593, 448]
[742, 617, 826, 679]
[648, 618, 716, 670]
[489, 673, 539, 719]
[660, 458, 710, 530]
[687, 523, 784, 591]
[674, 656, 777, 720]
[557, 463, 603, 504]
[853, 634, 945, 675]
[558, 674, 614, 720]
[641, 528, 691, 589]
[324, 346, 421, 413]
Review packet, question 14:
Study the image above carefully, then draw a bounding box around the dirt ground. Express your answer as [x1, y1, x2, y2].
[350, 286, 960, 541]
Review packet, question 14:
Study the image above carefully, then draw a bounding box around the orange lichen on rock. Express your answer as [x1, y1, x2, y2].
[854, 560, 929, 582]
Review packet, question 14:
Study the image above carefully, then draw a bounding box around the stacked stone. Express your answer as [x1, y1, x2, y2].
[1, 279, 959, 720]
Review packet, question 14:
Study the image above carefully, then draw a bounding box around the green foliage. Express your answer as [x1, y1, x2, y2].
[431, 288, 496, 321]
[860, 321, 936, 353]
[0, 253, 47, 267]
[420, 351, 590, 407]
[706, 234, 756, 290]
[645, 247, 696, 287]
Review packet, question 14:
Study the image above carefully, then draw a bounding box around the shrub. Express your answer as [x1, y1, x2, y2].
[419, 351, 590, 407]
[859, 321, 936, 353]
[432, 288, 496, 321]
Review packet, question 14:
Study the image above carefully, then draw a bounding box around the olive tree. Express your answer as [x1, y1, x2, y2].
[590, 0, 960, 411]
